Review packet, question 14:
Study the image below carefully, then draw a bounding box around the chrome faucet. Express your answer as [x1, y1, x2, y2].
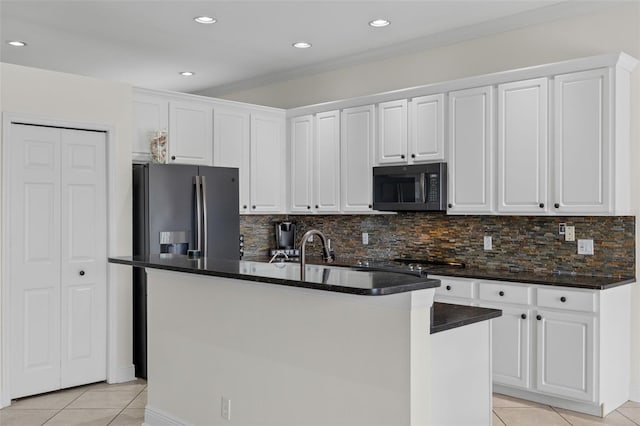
[299, 229, 333, 281]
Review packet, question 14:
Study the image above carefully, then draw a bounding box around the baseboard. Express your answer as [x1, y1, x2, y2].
[143, 406, 188, 426]
[107, 364, 136, 384]
[629, 383, 640, 402]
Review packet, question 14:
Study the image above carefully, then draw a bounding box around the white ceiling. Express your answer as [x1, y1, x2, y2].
[0, 0, 619, 96]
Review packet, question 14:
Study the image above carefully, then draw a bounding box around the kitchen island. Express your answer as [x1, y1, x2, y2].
[109, 255, 500, 426]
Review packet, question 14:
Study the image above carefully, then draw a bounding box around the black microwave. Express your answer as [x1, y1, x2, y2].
[373, 163, 447, 212]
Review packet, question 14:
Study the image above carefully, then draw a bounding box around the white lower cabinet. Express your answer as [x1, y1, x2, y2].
[536, 309, 595, 402]
[432, 275, 631, 416]
[490, 305, 531, 389]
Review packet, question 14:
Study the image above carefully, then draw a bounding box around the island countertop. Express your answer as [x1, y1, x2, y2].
[109, 255, 441, 296]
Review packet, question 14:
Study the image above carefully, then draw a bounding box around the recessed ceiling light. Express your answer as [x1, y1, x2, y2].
[292, 42, 312, 49]
[369, 19, 390, 28]
[194, 16, 216, 24]
[180, 71, 195, 76]
[7, 40, 27, 47]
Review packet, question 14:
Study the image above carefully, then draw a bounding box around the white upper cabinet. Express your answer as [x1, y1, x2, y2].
[375, 95, 445, 166]
[289, 111, 341, 214]
[497, 78, 548, 214]
[341, 105, 374, 212]
[168, 101, 213, 165]
[410, 94, 445, 163]
[448, 86, 494, 214]
[133, 93, 168, 162]
[376, 99, 408, 164]
[553, 68, 611, 215]
[314, 111, 341, 213]
[250, 113, 286, 213]
[213, 107, 251, 213]
[290, 115, 314, 213]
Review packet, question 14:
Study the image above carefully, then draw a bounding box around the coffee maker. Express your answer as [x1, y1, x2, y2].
[270, 221, 300, 259]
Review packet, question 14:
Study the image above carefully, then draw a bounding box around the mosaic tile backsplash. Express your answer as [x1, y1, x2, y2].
[240, 214, 635, 277]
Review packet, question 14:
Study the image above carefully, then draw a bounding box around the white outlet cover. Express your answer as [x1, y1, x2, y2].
[483, 236, 492, 250]
[565, 226, 575, 242]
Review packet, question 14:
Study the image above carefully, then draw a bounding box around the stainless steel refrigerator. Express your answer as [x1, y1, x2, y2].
[132, 163, 240, 378]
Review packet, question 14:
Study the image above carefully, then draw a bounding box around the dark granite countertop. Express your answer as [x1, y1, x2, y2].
[426, 266, 634, 290]
[109, 255, 441, 296]
[251, 256, 634, 291]
[431, 302, 502, 334]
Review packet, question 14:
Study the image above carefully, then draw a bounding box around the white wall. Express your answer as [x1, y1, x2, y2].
[217, 3, 640, 400]
[0, 63, 134, 396]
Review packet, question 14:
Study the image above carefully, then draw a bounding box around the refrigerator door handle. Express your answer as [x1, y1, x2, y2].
[194, 175, 202, 254]
[201, 175, 208, 257]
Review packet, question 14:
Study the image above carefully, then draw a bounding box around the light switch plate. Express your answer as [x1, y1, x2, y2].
[578, 239, 594, 255]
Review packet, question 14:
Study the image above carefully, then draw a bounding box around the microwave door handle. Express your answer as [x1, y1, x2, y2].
[194, 176, 202, 254]
[420, 173, 427, 203]
[201, 175, 208, 258]
[397, 183, 402, 203]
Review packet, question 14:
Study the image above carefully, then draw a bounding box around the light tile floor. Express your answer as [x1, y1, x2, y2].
[493, 393, 640, 426]
[0, 379, 146, 426]
[2, 383, 640, 425]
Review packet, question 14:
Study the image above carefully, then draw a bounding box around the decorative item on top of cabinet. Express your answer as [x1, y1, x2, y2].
[149, 129, 168, 164]
[447, 86, 494, 214]
[341, 105, 374, 212]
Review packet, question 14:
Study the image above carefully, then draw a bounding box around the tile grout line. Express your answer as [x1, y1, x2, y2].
[616, 407, 640, 426]
[105, 384, 147, 425]
[550, 405, 574, 426]
[492, 409, 507, 426]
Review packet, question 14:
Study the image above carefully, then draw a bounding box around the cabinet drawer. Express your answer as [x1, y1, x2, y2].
[478, 282, 530, 305]
[537, 288, 596, 312]
[434, 278, 474, 299]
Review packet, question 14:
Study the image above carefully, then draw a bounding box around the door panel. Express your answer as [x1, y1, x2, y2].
[10, 124, 62, 398]
[9, 123, 107, 398]
[60, 129, 107, 388]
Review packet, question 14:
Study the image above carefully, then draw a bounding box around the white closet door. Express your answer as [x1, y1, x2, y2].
[9, 124, 107, 398]
[59, 129, 107, 387]
[10, 124, 63, 398]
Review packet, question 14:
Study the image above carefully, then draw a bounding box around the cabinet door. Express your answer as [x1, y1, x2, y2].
[410, 94, 445, 163]
[213, 107, 250, 213]
[376, 99, 407, 165]
[168, 101, 213, 165]
[290, 115, 314, 213]
[553, 68, 611, 214]
[497, 78, 548, 214]
[535, 309, 595, 402]
[314, 110, 341, 213]
[341, 105, 374, 212]
[133, 94, 168, 162]
[250, 113, 286, 213]
[481, 303, 531, 389]
[448, 86, 494, 213]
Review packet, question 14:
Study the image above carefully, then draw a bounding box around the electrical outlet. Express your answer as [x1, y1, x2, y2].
[565, 226, 575, 242]
[577, 239, 594, 255]
[362, 232, 369, 245]
[559, 223, 566, 235]
[221, 396, 231, 420]
[483, 236, 492, 250]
